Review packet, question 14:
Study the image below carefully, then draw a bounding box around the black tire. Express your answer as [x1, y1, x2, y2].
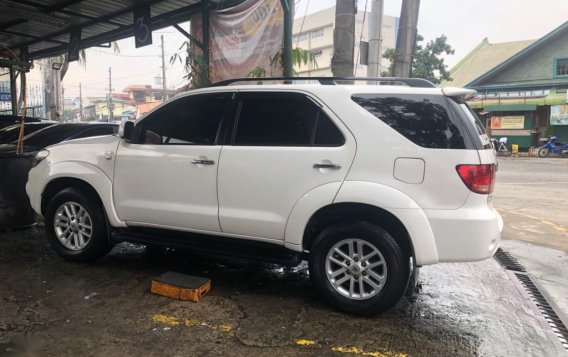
[44, 187, 112, 261]
[308, 222, 409, 316]
[538, 148, 550, 158]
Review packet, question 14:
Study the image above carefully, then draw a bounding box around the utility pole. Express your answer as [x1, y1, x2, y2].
[160, 35, 167, 101]
[332, 0, 357, 77]
[393, 0, 420, 78]
[367, 0, 384, 77]
[107, 67, 113, 122]
[280, 0, 294, 77]
[62, 86, 65, 121]
[79, 82, 84, 122]
[42, 58, 62, 121]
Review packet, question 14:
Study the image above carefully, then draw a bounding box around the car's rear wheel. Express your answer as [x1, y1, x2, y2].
[45, 188, 112, 261]
[309, 222, 409, 316]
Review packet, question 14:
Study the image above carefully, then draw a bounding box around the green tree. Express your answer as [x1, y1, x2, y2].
[170, 41, 210, 89]
[247, 47, 318, 78]
[381, 34, 454, 85]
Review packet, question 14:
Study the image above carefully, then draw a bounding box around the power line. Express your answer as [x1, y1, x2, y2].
[63, 70, 159, 89]
[88, 48, 160, 58]
[296, 0, 311, 48]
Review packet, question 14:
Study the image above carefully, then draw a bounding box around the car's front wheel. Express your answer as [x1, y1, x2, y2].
[45, 188, 112, 261]
[309, 222, 409, 316]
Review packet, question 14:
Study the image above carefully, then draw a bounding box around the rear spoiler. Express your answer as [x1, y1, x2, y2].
[442, 87, 477, 100]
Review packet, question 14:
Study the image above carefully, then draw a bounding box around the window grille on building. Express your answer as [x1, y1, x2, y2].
[311, 28, 324, 38]
[556, 58, 568, 76]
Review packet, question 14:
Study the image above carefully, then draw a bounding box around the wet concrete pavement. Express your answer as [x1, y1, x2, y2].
[494, 157, 568, 319]
[494, 157, 568, 252]
[0, 227, 566, 356]
[1, 157, 567, 356]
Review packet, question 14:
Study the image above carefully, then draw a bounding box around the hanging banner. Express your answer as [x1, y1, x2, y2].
[551, 105, 568, 125]
[490, 115, 525, 129]
[191, 0, 284, 82]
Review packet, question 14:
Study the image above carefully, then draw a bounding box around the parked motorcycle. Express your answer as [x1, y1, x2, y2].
[538, 136, 568, 158]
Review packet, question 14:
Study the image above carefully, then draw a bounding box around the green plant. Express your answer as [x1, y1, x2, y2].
[247, 47, 319, 78]
[170, 41, 210, 89]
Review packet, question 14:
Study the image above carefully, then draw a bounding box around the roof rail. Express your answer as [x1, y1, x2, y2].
[211, 77, 437, 88]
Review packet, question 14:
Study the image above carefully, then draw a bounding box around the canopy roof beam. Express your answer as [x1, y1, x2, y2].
[3, 0, 126, 28]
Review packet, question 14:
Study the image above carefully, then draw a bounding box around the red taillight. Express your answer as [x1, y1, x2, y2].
[456, 164, 496, 194]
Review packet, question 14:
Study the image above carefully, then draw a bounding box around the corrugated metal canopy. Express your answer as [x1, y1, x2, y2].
[0, 0, 241, 60]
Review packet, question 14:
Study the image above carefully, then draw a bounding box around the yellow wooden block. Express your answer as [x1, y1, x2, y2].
[151, 272, 211, 302]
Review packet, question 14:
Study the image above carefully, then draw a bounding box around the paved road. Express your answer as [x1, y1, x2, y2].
[493, 157, 568, 320]
[494, 157, 568, 251]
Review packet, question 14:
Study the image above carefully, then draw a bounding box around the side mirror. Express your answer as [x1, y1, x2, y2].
[120, 120, 135, 142]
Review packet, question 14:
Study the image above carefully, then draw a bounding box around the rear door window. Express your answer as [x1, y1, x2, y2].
[233, 92, 344, 147]
[352, 94, 468, 149]
[449, 98, 493, 149]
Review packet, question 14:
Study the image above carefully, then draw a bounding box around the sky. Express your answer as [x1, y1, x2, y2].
[31, 0, 568, 99]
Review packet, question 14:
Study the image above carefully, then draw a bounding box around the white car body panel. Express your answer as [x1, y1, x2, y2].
[218, 144, 355, 239]
[315, 89, 479, 210]
[333, 181, 439, 265]
[113, 141, 222, 232]
[283, 182, 342, 250]
[424, 192, 501, 262]
[26, 135, 125, 227]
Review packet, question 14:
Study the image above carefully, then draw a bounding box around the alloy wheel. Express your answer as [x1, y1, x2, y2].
[325, 238, 388, 300]
[54, 201, 93, 250]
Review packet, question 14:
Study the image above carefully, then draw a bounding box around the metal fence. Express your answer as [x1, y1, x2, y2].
[0, 106, 44, 118]
[0, 82, 44, 118]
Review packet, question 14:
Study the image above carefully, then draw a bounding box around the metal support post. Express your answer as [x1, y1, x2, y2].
[9, 68, 18, 115]
[161, 35, 167, 101]
[202, 1, 210, 82]
[79, 82, 84, 121]
[107, 67, 113, 121]
[280, 0, 294, 77]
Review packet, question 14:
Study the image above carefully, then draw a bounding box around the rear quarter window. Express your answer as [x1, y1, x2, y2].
[351, 94, 468, 149]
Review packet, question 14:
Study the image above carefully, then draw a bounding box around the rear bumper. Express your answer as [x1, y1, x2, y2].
[424, 202, 502, 263]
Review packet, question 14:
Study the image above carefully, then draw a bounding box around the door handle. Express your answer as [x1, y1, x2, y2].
[191, 159, 215, 165]
[313, 163, 341, 170]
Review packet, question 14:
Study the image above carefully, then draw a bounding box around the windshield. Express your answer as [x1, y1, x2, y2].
[22, 125, 84, 148]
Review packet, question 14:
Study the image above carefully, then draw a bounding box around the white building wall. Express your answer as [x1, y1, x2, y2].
[293, 6, 398, 77]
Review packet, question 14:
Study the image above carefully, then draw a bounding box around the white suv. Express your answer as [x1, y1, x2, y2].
[26, 77, 502, 316]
